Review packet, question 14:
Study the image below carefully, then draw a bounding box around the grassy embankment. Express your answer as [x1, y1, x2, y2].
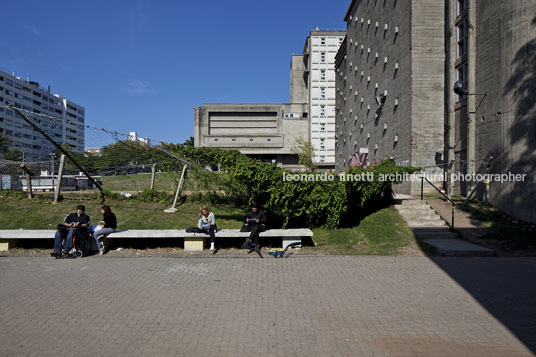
[1, 174, 419, 255]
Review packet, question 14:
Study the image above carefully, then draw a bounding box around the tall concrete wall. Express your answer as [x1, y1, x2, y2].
[290, 55, 308, 104]
[335, 0, 444, 194]
[472, 0, 536, 223]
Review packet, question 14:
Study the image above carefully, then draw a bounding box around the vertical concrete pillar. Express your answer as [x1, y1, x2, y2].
[466, 0, 477, 192]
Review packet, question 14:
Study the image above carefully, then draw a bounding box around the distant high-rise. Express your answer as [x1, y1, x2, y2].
[298, 30, 347, 169]
[0, 69, 85, 160]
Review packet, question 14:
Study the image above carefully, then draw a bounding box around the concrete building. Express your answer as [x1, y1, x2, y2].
[194, 103, 308, 170]
[445, 0, 536, 223]
[0, 70, 85, 160]
[300, 30, 346, 169]
[335, 0, 445, 193]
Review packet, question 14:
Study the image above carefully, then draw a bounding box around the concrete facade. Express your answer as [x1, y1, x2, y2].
[194, 103, 308, 170]
[335, 0, 445, 194]
[303, 30, 346, 169]
[445, 0, 536, 223]
[0, 70, 85, 160]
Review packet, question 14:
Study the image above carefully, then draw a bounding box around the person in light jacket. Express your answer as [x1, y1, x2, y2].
[198, 206, 217, 250]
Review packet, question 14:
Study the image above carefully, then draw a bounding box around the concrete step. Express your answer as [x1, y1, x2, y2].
[400, 215, 443, 222]
[395, 204, 432, 211]
[401, 200, 430, 207]
[413, 230, 458, 239]
[407, 221, 448, 228]
[421, 238, 495, 256]
[396, 209, 438, 218]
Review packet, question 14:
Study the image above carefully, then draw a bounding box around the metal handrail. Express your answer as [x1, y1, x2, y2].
[420, 176, 456, 231]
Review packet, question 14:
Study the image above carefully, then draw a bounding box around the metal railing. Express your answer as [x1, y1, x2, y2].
[420, 176, 456, 231]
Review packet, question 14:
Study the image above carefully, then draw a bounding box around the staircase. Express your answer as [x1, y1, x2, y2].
[395, 198, 494, 256]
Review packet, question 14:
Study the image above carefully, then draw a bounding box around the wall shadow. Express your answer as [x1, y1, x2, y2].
[430, 257, 536, 354]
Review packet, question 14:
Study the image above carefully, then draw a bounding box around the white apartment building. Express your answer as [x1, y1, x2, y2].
[0, 69, 85, 160]
[303, 30, 346, 169]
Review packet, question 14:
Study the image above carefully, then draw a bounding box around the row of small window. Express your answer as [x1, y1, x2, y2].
[0, 78, 60, 105]
[319, 37, 344, 46]
[213, 138, 273, 142]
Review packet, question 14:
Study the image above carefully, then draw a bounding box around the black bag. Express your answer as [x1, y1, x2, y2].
[57, 223, 70, 231]
[74, 229, 92, 256]
[239, 223, 250, 232]
[186, 227, 203, 233]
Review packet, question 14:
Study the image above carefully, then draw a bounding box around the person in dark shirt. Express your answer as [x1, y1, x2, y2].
[241, 203, 267, 251]
[92, 205, 117, 255]
[52, 205, 90, 257]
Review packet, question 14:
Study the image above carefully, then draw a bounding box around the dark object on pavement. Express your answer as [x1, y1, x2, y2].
[269, 242, 302, 258]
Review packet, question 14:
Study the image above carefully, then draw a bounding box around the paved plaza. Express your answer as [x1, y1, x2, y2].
[1, 255, 534, 356]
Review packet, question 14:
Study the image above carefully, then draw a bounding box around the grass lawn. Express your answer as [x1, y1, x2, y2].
[0, 193, 245, 231]
[0, 192, 419, 255]
[310, 206, 417, 255]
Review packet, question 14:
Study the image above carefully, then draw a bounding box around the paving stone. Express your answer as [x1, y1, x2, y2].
[0, 256, 534, 356]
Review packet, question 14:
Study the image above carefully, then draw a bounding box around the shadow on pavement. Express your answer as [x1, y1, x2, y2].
[429, 257, 536, 354]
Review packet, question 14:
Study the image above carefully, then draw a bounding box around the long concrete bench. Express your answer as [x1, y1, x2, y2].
[0, 229, 314, 252]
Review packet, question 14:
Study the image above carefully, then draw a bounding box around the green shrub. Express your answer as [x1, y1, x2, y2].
[166, 145, 419, 229]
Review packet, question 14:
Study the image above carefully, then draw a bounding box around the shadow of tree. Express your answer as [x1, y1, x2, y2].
[498, 16, 536, 223]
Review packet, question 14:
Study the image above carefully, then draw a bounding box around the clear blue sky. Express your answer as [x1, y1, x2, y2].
[1, 0, 349, 145]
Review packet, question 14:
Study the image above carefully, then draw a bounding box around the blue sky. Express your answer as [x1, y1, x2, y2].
[1, 0, 349, 144]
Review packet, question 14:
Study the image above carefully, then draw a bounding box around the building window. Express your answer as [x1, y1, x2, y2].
[457, 0, 467, 16]
[457, 19, 468, 58]
[320, 70, 326, 80]
[320, 123, 326, 131]
[231, 138, 236, 142]
[320, 37, 326, 45]
[267, 138, 272, 142]
[249, 138, 254, 142]
[320, 87, 326, 99]
[214, 138, 219, 142]
[320, 105, 326, 117]
[320, 52, 326, 63]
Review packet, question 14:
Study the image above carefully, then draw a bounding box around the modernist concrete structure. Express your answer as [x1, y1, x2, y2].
[194, 103, 308, 170]
[300, 30, 346, 169]
[335, 0, 445, 193]
[445, 0, 536, 223]
[0, 70, 85, 160]
[335, 0, 535, 223]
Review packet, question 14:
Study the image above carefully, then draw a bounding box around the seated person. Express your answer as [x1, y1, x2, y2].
[241, 203, 267, 251]
[198, 206, 217, 250]
[51, 205, 90, 257]
[92, 205, 117, 256]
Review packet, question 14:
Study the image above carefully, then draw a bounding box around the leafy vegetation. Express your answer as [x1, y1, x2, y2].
[166, 144, 418, 229]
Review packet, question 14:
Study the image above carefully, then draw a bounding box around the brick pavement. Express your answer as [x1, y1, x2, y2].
[0, 256, 534, 356]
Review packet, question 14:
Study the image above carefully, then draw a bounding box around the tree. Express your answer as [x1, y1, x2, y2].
[292, 137, 315, 171]
[0, 135, 23, 161]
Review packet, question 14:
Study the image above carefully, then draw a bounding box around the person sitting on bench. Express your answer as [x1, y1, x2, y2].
[51, 205, 90, 258]
[92, 205, 117, 256]
[198, 206, 217, 251]
[241, 203, 266, 251]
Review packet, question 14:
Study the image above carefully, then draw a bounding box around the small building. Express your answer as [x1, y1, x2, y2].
[194, 103, 308, 170]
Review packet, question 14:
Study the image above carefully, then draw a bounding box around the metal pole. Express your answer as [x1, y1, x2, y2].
[451, 204, 455, 232]
[165, 164, 188, 212]
[150, 164, 156, 190]
[10, 105, 105, 203]
[420, 176, 424, 200]
[54, 154, 65, 204]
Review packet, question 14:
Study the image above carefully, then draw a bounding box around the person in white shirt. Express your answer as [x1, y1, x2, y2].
[198, 206, 217, 250]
